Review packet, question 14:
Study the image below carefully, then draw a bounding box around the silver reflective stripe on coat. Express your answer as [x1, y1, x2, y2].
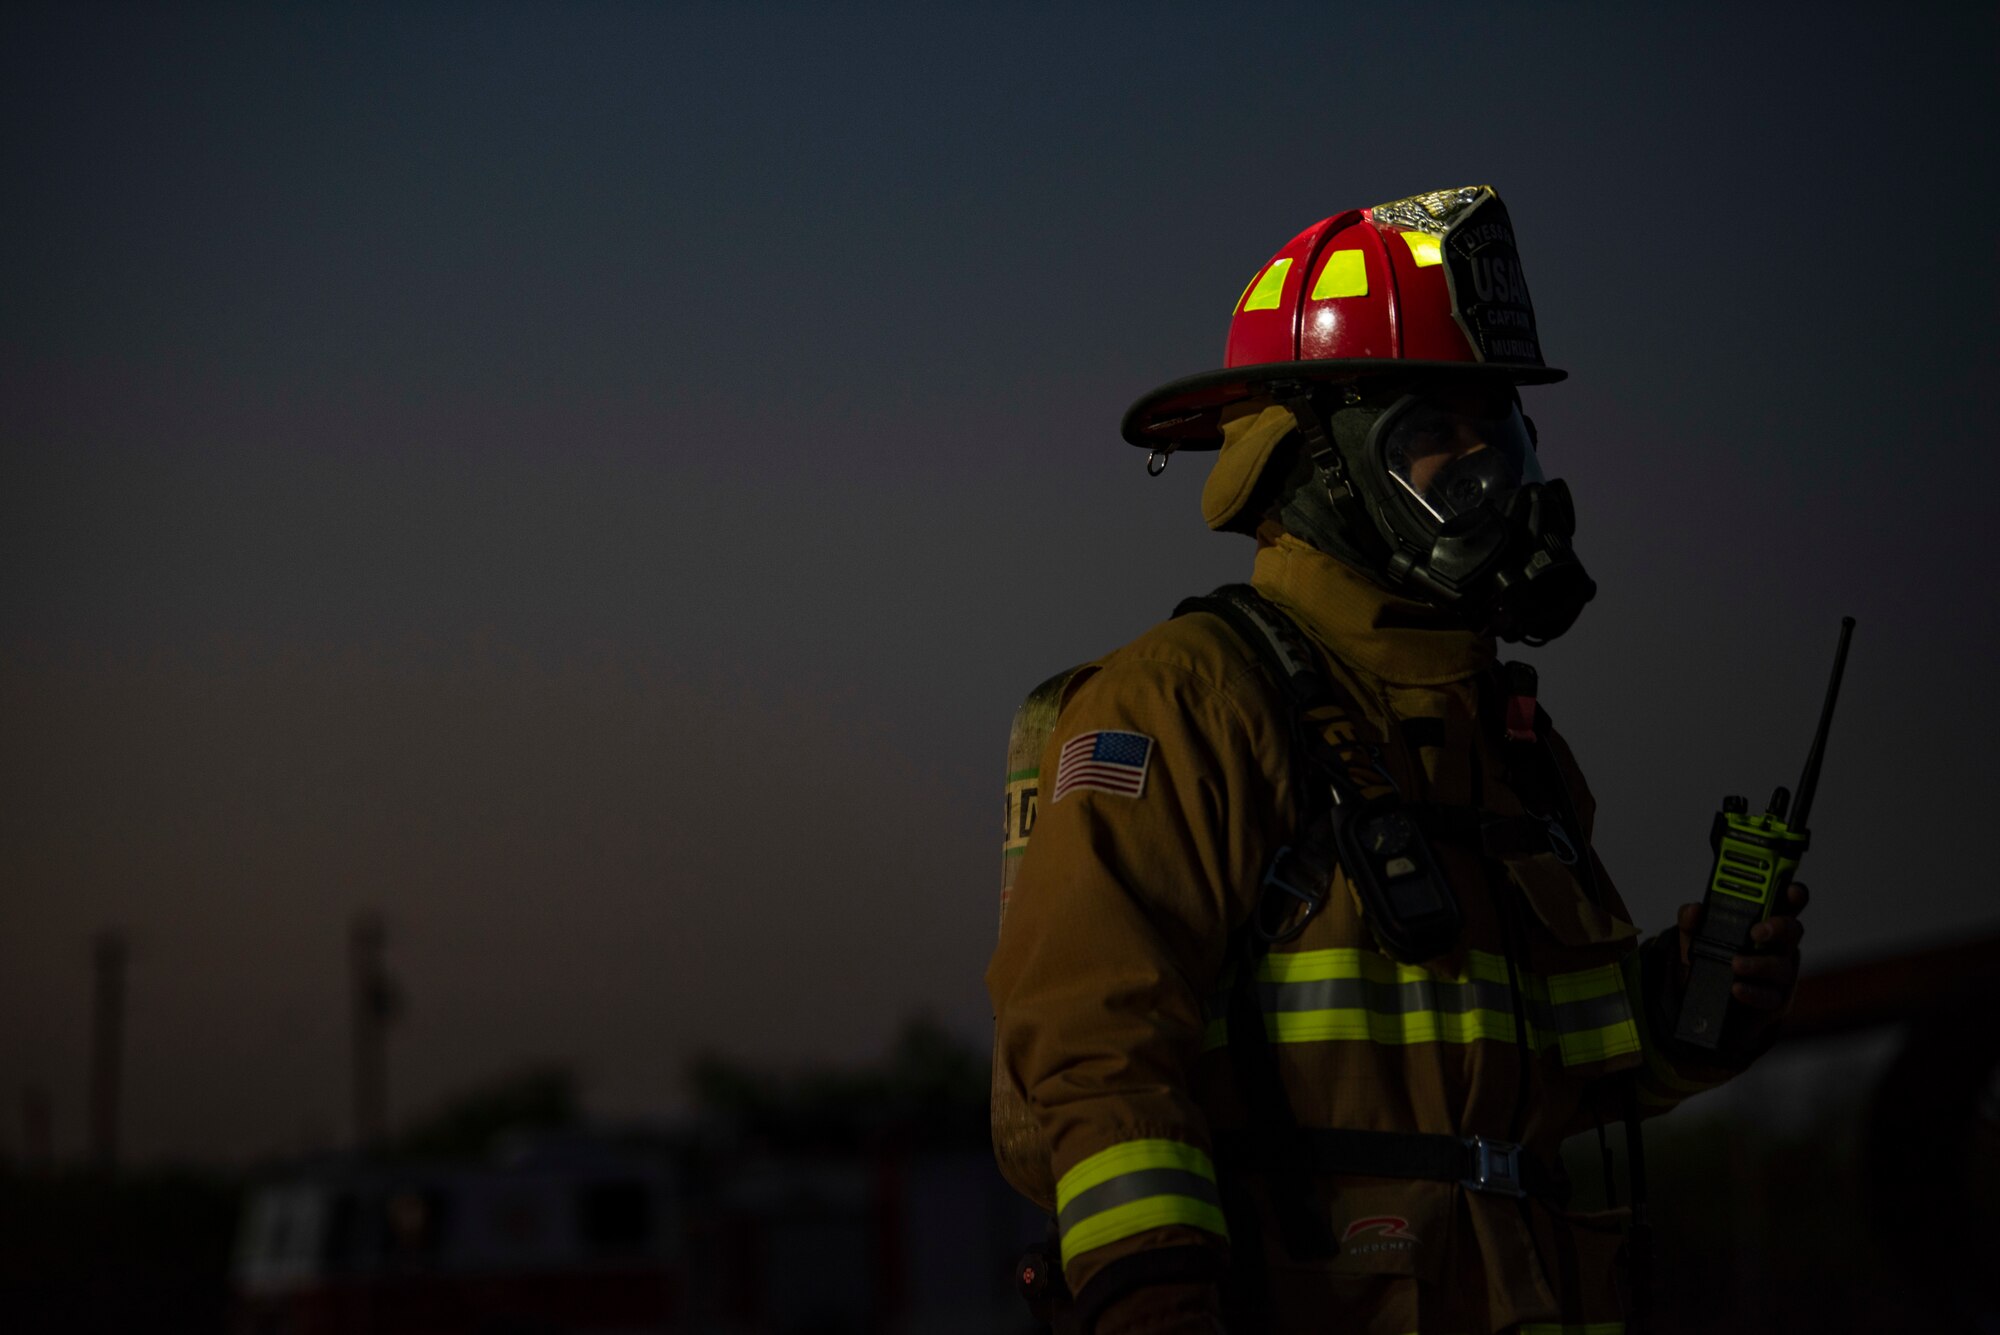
[1057, 1167, 1222, 1237]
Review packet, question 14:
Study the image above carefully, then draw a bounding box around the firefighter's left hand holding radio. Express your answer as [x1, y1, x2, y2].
[1668, 615, 1850, 1060]
[1674, 879, 1809, 1046]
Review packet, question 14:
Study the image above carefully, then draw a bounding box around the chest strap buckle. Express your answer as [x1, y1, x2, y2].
[1252, 840, 1333, 945]
[1463, 1136, 1527, 1198]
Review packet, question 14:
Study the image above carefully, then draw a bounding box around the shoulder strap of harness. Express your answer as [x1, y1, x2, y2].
[1178, 585, 1465, 963]
[1174, 583, 1393, 831]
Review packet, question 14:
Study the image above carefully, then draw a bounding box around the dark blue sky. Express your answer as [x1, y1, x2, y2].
[4, 2, 1994, 1161]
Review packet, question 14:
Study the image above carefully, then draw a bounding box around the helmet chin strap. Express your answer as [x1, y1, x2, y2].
[1277, 393, 1597, 645]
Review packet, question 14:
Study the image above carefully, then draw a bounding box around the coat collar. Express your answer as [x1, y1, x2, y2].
[1250, 534, 1495, 686]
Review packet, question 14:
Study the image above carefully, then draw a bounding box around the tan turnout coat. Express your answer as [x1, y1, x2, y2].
[988, 534, 1738, 1334]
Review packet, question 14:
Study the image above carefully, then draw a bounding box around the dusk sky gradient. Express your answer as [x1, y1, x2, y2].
[4, 2, 1996, 1163]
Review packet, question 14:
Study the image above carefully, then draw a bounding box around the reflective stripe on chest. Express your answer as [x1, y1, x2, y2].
[1204, 947, 1640, 1067]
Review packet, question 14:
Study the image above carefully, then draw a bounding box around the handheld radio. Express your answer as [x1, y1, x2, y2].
[1673, 617, 1856, 1052]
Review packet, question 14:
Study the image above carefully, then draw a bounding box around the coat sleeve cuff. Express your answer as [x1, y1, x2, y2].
[1630, 931, 1772, 1111]
[1055, 1137, 1230, 1272]
[1072, 1245, 1223, 1335]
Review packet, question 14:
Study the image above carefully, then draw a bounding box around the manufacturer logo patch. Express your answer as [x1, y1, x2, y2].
[1051, 730, 1153, 802]
[1340, 1215, 1419, 1253]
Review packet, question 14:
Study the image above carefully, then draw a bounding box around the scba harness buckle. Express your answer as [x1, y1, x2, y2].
[1462, 1136, 1526, 1198]
[1253, 842, 1332, 944]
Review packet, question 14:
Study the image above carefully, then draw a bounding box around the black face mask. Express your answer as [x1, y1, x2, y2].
[1389, 476, 1597, 645]
[1278, 383, 1597, 645]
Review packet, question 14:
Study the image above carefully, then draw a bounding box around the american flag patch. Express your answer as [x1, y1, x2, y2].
[1052, 730, 1154, 802]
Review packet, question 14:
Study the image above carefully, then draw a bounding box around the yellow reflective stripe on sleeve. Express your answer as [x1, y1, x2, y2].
[1054, 1139, 1226, 1266]
[1309, 248, 1368, 299]
[1557, 1020, 1643, 1064]
[1060, 1195, 1231, 1266]
[1056, 1138, 1216, 1206]
[1400, 230, 1444, 267]
[1547, 963, 1623, 1005]
[1548, 962, 1642, 1063]
[1242, 258, 1293, 311]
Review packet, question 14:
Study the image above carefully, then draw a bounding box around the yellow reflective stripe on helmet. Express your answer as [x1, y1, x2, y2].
[1234, 268, 1260, 313]
[1054, 1139, 1226, 1265]
[1241, 258, 1293, 312]
[1201, 949, 1638, 1067]
[1309, 248, 1368, 299]
[1400, 230, 1444, 267]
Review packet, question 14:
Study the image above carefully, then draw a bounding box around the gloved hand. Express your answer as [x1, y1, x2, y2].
[1675, 879, 1809, 1051]
[1090, 1280, 1228, 1335]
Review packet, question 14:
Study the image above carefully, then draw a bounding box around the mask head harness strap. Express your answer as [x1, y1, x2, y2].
[1273, 383, 1395, 577]
[1277, 385, 1350, 497]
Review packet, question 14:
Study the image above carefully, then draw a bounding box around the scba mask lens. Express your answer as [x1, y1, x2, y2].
[1352, 382, 1594, 643]
[1377, 394, 1543, 527]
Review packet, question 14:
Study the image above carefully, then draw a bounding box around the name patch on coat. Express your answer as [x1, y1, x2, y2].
[1052, 730, 1153, 802]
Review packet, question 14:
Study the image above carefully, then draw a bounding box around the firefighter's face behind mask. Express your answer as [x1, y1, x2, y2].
[1378, 384, 1543, 523]
[1354, 379, 1595, 645]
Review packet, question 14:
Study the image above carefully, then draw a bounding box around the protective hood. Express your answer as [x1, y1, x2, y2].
[1202, 401, 1298, 532]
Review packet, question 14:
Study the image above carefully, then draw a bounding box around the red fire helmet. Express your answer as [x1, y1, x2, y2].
[1122, 185, 1565, 452]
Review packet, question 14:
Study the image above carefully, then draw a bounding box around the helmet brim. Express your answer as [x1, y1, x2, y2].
[1122, 359, 1569, 451]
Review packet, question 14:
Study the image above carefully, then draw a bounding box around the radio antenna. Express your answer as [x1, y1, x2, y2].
[1790, 616, 1856, 831]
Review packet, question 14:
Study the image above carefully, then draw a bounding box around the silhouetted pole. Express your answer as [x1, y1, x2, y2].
[89, 930, 128, 1172]
[349, 912, 400, 1150]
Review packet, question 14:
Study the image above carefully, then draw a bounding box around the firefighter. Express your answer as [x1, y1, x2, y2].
[986, 186, 1806, 1334]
